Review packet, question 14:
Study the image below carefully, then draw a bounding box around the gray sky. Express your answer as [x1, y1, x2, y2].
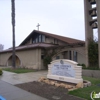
[0, 0, 85, 49]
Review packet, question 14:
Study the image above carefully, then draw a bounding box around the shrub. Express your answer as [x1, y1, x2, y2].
[88, 39, 98, 67]
[77, 63, 86, 69]
[43, 49, 56, 69]
[0, 69, 3, 75]
[43, 55, 52, 69]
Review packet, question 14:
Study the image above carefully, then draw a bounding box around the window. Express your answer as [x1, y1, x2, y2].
[35, 37, 38, 43]
[56, 56, 60, 59]
[73, 51, 77, 62]
[42, 35, 45, 42]
[33, 40, 36, 43]
[63, 51, 67, 59]
[54, 39, 58, 44]
[69, 51, 72, 60]
[39, 35, 42, 42]
[41, 55, 44, 59]
[33, 34, 45, 44]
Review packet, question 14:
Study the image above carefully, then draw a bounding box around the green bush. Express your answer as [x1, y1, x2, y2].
[43, 49, 56, 69]
[88, 40, 98, 67]
[77, 63, 86, 69]
[43, 55, 52, 69]
[0, 69, 3, 75]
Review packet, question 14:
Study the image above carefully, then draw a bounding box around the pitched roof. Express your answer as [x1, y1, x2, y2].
[19, 30, 85, 46]
[0, 43, 58, 53]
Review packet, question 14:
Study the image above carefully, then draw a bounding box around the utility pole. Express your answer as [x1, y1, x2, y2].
[11, 0, 16, 68]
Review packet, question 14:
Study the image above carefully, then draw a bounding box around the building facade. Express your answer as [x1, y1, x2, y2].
[0, 30, 86, 69]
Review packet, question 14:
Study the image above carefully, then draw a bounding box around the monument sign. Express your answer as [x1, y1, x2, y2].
[47, 59, 83, 84]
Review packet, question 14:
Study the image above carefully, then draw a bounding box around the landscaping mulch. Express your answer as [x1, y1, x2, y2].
[15, 81, 84, 100]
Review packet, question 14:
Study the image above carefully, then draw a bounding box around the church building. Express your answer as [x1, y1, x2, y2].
[0, 30, 86, 69]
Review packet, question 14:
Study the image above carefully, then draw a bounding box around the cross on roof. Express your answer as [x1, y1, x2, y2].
[36, 23, 40, 30]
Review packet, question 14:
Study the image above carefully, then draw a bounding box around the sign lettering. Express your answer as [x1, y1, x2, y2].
[52, 61, 75, 77]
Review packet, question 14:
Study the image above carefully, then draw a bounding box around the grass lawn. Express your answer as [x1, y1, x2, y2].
[68, 76, 100, 100]
[2, 68, 36, 74]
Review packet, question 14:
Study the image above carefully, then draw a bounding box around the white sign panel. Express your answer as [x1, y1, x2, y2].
[47, 59, 83, 84]
[51, 60, 75, 77]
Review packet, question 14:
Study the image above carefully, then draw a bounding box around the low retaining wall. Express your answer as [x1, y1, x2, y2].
[82, 69, 100, 78]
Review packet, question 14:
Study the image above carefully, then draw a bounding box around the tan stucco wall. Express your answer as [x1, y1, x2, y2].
[77, 53, 85, 64]
[52, 47, 86, 65]
[58, 41, 66, 45]
[25, 38, 32, 45]
[0, 46, 86, 69]
[46, 37, 54, 44]
[45, 37, 66, 45]
[16, 49, 41, 69]
[0, 48, 43, 70]
[52, 53, 63, 59]
[0, 52, 12, 66]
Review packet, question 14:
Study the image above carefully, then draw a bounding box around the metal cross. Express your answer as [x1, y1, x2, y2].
[36, 23, 40, 30]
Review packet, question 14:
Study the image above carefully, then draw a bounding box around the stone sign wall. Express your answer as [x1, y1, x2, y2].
[47, 59, 83, 84]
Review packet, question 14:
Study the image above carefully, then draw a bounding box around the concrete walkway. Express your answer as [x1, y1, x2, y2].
[0, 70, 48, 100]
[0, 70, 47, 85]
[0, 80, 48, 100]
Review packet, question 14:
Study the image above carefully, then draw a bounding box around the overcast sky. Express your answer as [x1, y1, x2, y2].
[0, 0, 85, 49]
